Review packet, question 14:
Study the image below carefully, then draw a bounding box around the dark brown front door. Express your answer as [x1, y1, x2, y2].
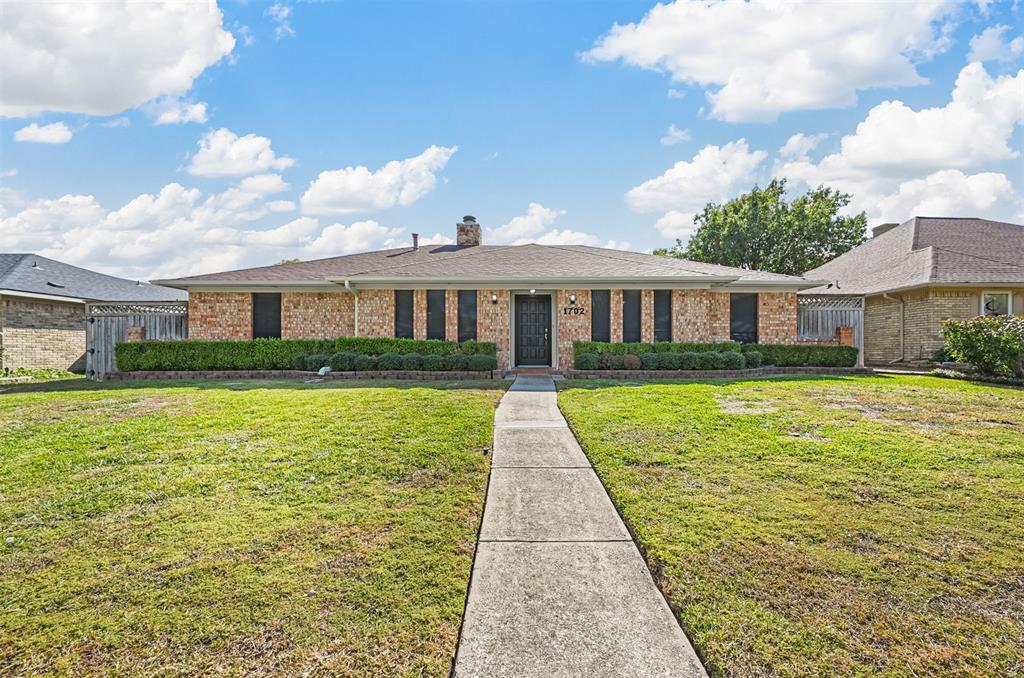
[515, 295, 551, 366]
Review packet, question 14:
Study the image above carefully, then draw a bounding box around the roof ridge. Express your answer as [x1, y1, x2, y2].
[930, 245, 1024, 274]
[341, 244, 508, 278]
[546, 245, 742, 278]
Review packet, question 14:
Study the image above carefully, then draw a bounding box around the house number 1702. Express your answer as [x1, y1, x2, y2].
[562, 307, 586, 315]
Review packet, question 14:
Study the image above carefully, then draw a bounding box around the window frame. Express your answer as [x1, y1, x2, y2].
[251, 292, 282, 339]
[394, 290, 414, 338]
[590, 289, 611, 342]
[457, 290, 477, 342]
[622, 289, 642, 343]
[653, 290, 672, 342]
[981, 290, 1013, 317]
[426, 289, 446, 340]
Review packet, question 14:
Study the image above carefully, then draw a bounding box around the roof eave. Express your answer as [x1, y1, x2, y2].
[330, 275, 741, 289]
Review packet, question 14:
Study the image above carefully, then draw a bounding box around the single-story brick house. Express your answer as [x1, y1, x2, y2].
[0, 254, 186, 371]
[802, 216, 1024, 364]
[154, 216, 824, 372]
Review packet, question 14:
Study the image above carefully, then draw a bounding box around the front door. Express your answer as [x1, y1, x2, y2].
[515, 295, 552, 366]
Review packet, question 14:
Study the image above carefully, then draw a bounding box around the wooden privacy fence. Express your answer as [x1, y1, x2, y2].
[798, 295, 864, 364]
[85, 302, 188, 379]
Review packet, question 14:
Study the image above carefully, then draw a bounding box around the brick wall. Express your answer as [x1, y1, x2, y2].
[281, 292, 354, 338]
[357, 290, 393, 338]
[446, 290, 459, 341]
[478, 289, 511, 369]
[412, 290, 427, 340]
[0, 296, 86, 370]
[641, 289, 655, 343]
[708, 292, 731, 341]
[556, 289, 590, 371]
[188, 292, 252, 340]
[758, 292, 798, 344]
[610, 289, 623, 342]
[671, 290, 712, 341]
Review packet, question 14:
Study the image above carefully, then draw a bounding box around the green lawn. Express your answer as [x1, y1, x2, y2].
[1, 379, 503, 676]
[558, 375, 1024, 677]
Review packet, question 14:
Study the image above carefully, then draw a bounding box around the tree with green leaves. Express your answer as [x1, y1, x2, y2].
[656, 179, 867, 276]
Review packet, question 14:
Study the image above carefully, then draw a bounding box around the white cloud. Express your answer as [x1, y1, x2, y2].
[1, 169, 16, 178]
[876, 170, 1018, 223]
[627, 139, 766, 214]
[300, 145, 457, 214]
[584, 0, 956, 122]
[968, 25, 1024, 63]
[267, 200, 296, 213]
[0, 1, 234, 118]
[102, 117, 131, 129]
[666, 88, 685, 99]
[659, 124, 690, 146]
[778, 132, 828, 161]
[148, 96, 208, 125]
[239, 174, 290, 195]
[266, 3, 296, 40]
[187, 128, 296, 177]
[305, 220, 403, 256]
[14, 122, 72, 144]
[487, 202, 566, 244]
[654, 211, 699, 241]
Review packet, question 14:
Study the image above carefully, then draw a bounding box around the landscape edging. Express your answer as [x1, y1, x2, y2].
[103, 369, 496, 381]
[566, 366, 872, 379]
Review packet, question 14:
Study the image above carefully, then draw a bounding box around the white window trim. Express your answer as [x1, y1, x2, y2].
[980, 290, 1013, 316]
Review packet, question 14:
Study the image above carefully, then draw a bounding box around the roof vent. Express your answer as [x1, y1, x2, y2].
[46, 281, 65, 289]
[872, 222, 899, 238]
[457, 215, 482, 247]
[31, 260, 42, 270]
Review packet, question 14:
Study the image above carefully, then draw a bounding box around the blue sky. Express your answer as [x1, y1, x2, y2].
[1, 0, 1022, 279]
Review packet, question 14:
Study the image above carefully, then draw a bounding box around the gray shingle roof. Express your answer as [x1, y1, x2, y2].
[0, 254, 187, 302]
[158, 243, 812, 287]
[803, 217, 1024, 295]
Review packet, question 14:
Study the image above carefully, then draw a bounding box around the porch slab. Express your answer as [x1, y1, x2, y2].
[480, 468, 630, 541]
[455, 541, 706, 678]
[492, 426, 590, 468]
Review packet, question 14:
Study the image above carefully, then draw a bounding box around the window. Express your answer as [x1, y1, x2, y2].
[729, 293, 758, 343]
[622, 290, 641, 343]
[394, 290, 413, 338]
[458, 290, 477, 342]
[591, 290, 610, 342]
[982, 291, 1012, 316]
[426, 289, 446, 340]
[654, 290, 672, 342]
[251, 293, 281, 339]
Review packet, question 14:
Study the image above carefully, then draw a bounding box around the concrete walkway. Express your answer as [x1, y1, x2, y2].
[454, 376, 706, 678]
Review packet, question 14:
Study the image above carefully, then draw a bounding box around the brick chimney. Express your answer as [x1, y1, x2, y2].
[872, 222, 899, 238]
[457, 215, 482, 247]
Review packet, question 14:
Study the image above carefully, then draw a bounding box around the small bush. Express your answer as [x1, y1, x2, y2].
[575, 340, 739, 359]
[744, 344, 858, 367]
[446, 353, 470, 371]
[722, 351, 746, 370]
[329, 351, 358, 372]
[657, 352, 682, 370]
[623, 354, 642, 370]
[354, 354, 378, 371]
[575, 352, 600, 370]
[745, 350, 763, 368]
[421, 354, 447, 371]
[639, 352, 660, 370]
[943, 316, 1024, 377]
[598, 353, 615, 370]
[297, 353, 331, 371]
[678, 352, 699, 370]
[697, 352, 726, 370]
[399, 353, 423, 370]
[377, 352, 403, 370]
[467, 354, 498, 371]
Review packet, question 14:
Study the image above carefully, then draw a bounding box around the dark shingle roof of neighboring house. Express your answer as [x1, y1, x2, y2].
[802, 217, 1024, 296]
[155, 244, 817, 289]
[0, 254, 187, 302]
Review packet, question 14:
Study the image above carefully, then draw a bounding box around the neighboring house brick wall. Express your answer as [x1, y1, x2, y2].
[281, 292, 354, 338]
[357, 290, 393, 338]
[188, 292, 252, 340]
[478, 289, 511, 370]
[758, 292, 798, 344]
[0, 296, 86, 370]
[556, 289, 590, 371]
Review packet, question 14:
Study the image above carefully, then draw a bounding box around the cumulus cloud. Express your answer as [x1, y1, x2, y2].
[968, 25, 1024, 63]
[0, 1, 234, 117]
[300, 145, 457, 214]
[584, 0, 955, 122]
[876, 170, 1018, 223]
[14, 122, 72, 144]
[659, 124, 690, 146]
[778, 133, 828, 161]
[266, 4, 296, 40]
[187, 128, 296, 177]
[147, 96, 209, 125]
[487, 203, 566, 244]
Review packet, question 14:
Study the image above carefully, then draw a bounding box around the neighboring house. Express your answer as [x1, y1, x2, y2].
[154, 216, 822, 372]
[802, 216, 1024, 364]
[0, 254, 186, 371]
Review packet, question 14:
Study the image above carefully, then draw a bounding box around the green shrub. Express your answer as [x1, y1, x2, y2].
[943, 316, 1024, 377]
[743, 343, 858, 367]
[639, 352, 660, 370]
[328, 351, 358, 371]
[609, 354, 627, 370]
[333, 337, 496, 356]
[698, 352, 727, 370]
[623, 354, 642, 370]
[575, 353, 600, 370]
[378, 352, 403, 370]
[354, 354, 378, 371]
[421, 354, 447, 371]
[744, 350, 763, 368]
[657, 352, 682, 370]
[575, 340, 739, 359]
[467, 354, 498, 371]
[399, 353, 423, 370]
[446, 353, 470, 371]
[722, 351, 746, 370]
[678, 352, 699, 370]
[296, 353, 330, 371]
[598, 353, 615, 370]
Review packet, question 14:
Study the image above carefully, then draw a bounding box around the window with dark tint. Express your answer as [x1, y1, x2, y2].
[394, 290, 413, 339]
[730, 293, 758, 343]
[654, 290, 672, 342]
[251, 293, 281, 339]
[426, 289, 446, 340]
[591, 290, 610, 342]
[458, 290, 477, 342]
[622, 290, 642, 343]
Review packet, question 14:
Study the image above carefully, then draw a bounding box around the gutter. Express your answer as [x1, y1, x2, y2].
[331, 275, 742, 289]
[882, 292, 905, 363]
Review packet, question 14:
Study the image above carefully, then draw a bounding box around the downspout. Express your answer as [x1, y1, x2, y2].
[882, 292, 904, 363]
[345, 280, 358, 336]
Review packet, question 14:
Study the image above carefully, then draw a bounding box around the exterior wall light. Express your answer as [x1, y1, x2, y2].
[529, 289, 536, 294]
[490, 293, 498, 304]
[569, 294, 577, 305]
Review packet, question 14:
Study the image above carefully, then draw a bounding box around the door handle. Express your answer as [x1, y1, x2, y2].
[544, 328, 549, 341]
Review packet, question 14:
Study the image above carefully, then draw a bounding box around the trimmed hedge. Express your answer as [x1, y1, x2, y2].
[574, 340, 739, 358]
[572, 345, 861, 371]
[116, 336, 496, 372]
[743, 343, 858, 367]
